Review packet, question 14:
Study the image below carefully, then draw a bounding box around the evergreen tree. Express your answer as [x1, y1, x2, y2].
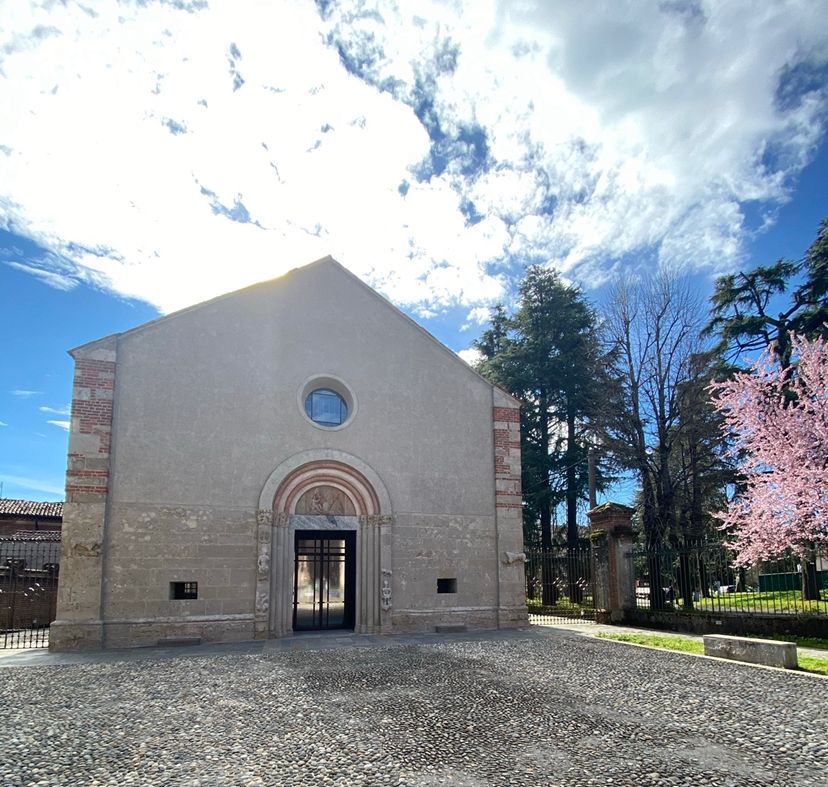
[474, 266, 609, 603]
[706, 218, 828, 367]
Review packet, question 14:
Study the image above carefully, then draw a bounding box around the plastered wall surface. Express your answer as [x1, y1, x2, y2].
[52, 259, 526, 649]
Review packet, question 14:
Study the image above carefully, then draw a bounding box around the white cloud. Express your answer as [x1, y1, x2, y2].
[5, 260, 77, 291]
[10, 390, 41, 398]
[0, 0, 826, 316]
[39, 405, 71, 415]
[46, 420, 71, 431]
[457, 347, 483, 366]
[0, 473, 64, 496]
[0, 420, 7, 427]
[461, 306, 493, 331]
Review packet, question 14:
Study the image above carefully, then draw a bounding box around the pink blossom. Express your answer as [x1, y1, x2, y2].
[711, 332, 828, 564]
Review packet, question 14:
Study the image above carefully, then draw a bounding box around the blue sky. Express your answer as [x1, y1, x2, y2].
[1, 0, 827, 502]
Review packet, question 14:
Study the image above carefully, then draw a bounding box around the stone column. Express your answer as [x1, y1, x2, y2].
[355, 515, 392, 634]
[378, 515, 393, 633]
[587, 503, 636, 623]
[50, 337, 118, 651]
[254, 510, 273, 638]
[270, 512, 291, 637]
[357, 515, 373, 634]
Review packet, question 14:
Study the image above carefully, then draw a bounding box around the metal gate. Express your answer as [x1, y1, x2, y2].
[525, 546, 595, 624]
[293, 530, 356, 631]
[0, 535, 60, 649]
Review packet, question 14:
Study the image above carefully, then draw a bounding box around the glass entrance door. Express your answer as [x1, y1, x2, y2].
[293, 530, 356, 631]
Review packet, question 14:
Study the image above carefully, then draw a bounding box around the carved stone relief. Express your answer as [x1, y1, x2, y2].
[381, 568, 393, 611]
[257, 544, 271, 578]
[295, 485, 356, 516]
[502, 551, 527, 565]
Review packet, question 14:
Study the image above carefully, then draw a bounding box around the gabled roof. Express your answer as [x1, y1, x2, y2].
[0, 499, 64, 518]
[69, 256, 520, 405]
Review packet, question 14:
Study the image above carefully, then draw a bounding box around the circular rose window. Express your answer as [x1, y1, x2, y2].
[298, 375, 356, 430]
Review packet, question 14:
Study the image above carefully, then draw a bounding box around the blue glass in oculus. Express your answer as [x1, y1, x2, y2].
[305, 388, 348, 426]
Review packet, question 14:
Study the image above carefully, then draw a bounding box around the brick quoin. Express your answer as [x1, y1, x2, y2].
[493, 402, 523, 514]
[493, 406, 520, 423]
[72, 361, 115, 437]
[68, 470, 109, 478]
[67, 357, 116, 501]
[67, 486, 109, 496]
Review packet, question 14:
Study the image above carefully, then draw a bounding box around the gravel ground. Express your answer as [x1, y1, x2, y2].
[0, 628, 826, 787]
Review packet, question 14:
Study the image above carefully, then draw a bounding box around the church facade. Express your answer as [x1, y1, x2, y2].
[50, 257, 526, 650]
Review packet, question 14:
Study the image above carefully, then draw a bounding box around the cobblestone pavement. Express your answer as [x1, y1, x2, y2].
[1, 628, 826, 786]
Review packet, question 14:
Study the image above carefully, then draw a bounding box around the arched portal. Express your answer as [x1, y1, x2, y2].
[272, 460, 381, 516]
[255, 453, 392, 637]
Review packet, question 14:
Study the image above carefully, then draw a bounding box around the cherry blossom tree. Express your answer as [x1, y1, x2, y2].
[712, 333, 828, 586]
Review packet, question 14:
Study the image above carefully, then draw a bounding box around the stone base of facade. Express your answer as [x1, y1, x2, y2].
[49, 619, 104, 651]
[49, 615, 255, 651]
[497, 604, 530, 628]
[50, 607, 530, 651]
[391, 606, 522, 633]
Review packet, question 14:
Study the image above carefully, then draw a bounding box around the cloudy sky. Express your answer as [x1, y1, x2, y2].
[1, 0, 828, 500]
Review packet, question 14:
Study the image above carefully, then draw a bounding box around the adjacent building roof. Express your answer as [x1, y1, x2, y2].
[0, 530, 62, 541]
[0, 499, 64, 518]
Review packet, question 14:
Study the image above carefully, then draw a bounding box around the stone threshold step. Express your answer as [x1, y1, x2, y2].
[157, 636, 203, 647]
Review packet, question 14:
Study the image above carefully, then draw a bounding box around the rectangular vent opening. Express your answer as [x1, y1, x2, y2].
[437, 578, 457, 594]
[170, 581, 198, 600]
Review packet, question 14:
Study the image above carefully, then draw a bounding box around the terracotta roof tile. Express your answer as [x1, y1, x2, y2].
[0, 499, 64, 518]
[0, 530, 62, 541]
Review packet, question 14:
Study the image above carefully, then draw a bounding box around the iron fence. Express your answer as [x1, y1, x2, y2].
[627, 541, 828, 617]
[525, 546, 595, 624]
[0, 536, 61, 649]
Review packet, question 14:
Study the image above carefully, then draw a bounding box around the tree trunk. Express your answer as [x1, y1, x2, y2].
[647, 536, 667, 611]
[678, 547, 694, 610]
[541, 541, 559, 606]
[802, 558, 821, 601]
[566, 408, 583, 603]
[539, 503, 559, 605]
[648, 553, 666, 611]
[699, 557, 711, 599]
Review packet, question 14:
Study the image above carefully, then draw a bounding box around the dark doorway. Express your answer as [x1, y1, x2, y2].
[293, 530, 356, 631]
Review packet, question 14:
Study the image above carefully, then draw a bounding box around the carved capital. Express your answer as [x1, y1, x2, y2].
[256, 509, 273, 527]
[274, 512, 290, 528]
[502, 551, 527, 565]
[364, 515, 393, 528]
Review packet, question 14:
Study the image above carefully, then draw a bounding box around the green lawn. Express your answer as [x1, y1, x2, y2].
[693, 590, 828, 615]
[772, 635, 828, 651]
[597, 633, 828, 676]
[527, 596, 594, 613]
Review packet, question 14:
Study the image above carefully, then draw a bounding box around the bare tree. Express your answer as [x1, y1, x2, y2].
[601, 271, 713, 609]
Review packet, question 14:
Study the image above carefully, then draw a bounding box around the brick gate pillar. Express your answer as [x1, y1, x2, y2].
[588, 503, 635, 623]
